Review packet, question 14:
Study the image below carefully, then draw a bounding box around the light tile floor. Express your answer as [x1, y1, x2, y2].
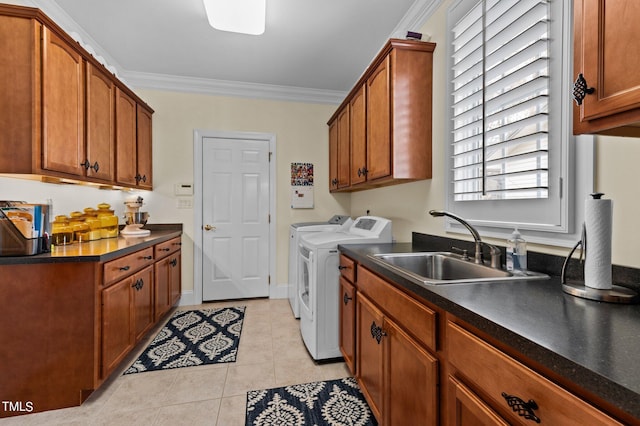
[3, 298, 350, 425]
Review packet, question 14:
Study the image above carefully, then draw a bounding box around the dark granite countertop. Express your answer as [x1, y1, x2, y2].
[0, 224, 182, 265]
[339, 236, 640, 421]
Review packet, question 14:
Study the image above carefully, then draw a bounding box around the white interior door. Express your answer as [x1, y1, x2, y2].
[201, 136, 270, 300]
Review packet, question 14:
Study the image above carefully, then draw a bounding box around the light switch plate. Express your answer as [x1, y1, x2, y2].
[176, 198, 193, 209]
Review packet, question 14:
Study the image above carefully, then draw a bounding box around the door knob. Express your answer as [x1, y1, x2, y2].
[203, 224, 216, 231]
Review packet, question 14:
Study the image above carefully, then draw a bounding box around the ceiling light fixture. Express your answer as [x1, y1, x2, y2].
[203, 0, 266, 35]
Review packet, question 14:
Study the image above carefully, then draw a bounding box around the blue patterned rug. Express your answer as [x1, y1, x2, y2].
[123, 307, 245, 374]
[246, 377, 377, 426]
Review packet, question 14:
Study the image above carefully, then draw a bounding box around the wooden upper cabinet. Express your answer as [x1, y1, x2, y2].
[116, 88, 138, 187]
[116, 91, 153, 189]
[0, 4, 152, 188]
[86, 63, 115, 182]
[366, 57, 391, 181]
[350, 85, 367, 186]
[328, 120, 339, 190]
[336, 106, 351, 189]
[136, 104, 153, 189]
[574, 0, 640, 136]
[41, 27, 85, 176]
[327, 39, 435, 192]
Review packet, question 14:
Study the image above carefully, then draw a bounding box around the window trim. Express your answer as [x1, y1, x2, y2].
[444, 0, 594, 248]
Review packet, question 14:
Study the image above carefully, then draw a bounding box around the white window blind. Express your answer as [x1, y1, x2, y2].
[451, 0, 550, 201]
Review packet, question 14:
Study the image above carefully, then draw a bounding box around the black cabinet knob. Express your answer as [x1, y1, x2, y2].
[573, 73, 595, 106]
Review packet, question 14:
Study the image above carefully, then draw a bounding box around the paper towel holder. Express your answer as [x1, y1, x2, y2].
[561, 225, 639, 304]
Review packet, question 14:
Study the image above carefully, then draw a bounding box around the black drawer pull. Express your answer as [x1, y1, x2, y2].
[173, 242, 182, 246]
[501, 392, 540, 423]
[343, 293, 352, 305]
[170, 258, 178, 267]
[160, 248, 171, 252]
[143, 256, 153, 260]
[119, 265, 130, 271]
[338, 265, 348, 270]
[370, 321, 386, 344]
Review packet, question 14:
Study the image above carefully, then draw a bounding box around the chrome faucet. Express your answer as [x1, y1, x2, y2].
[429, 210, 502, 268]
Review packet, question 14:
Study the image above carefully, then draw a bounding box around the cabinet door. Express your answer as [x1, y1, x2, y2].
[41, 27, 85, 176]
[447, 376, 509, 426]
[384, 318, 438, 426]
[339, 276, 356, 375]
[169, 252, 181, 306]
[366, 56, 391, 181]
[133, 266, 154, 341]
[115, 88, 137, 186]
[101, 276, 134, 378]
[328, 119, 339, 191]
[356, 294, 384, 421]
[154, 257, 171, 322]
[136, 104, 153, 189]
[578, 0, 640, 121]
[350, 84, 367, 186]
[336, 105, 350, 189]
[86, 63, 115, 182]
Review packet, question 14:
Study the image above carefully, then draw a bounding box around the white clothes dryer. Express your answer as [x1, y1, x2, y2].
[288, 215, 352, 318]
[298, 216, 392, 360]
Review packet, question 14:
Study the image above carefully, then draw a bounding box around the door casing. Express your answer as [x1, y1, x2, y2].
[193, 129, 276, 305]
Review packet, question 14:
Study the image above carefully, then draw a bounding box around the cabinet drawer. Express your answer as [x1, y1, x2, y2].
[155, 236, 182, 259]
[339, 254, 356, 283]
[358, 267, 436, 351]
[103, 247, 154, 286]
[447, 321, 623, 425]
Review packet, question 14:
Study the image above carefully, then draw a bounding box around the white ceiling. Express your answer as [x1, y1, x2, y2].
[32, 0, 438, 102]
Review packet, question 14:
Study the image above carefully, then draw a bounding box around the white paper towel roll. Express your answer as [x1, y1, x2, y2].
[584, 194, 613, 290]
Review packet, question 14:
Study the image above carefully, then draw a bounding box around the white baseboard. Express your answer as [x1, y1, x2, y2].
[269, 283, 288, 299]
[178, 290, 195, 306]
[179, 284, 287, 306]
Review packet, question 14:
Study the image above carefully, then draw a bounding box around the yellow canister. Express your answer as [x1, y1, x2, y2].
[73, 222, 91, 243]
[97, 203, 119, 239]
[51, 215, 74, 246]
[84, 216, 102, 241]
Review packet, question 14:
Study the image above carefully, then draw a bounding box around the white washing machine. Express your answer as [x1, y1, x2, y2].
[288, 215, 352, 318]
[298, 216, 392, 360]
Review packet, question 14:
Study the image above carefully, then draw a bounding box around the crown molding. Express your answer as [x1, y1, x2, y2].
[122, 71, 348, 105]
[390, 0, 445, 40]
[34, 0, 442, 104]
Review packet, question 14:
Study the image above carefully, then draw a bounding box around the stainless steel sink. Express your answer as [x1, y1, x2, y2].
[367, 252, 548, 285]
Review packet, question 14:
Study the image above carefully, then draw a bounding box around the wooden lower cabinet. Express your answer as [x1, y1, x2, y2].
[343, 261, 632, 426]
[132, 266, 154, 341]
[356, 294, 385, 420]
[169, 252, 181, 306]
[102, 265, 154, 378]
[356, 292, 438, 425]
[339, 276, 356, 375]
[101, 275, 135, 378]
[446, 320, 623, 426]
[447, 376, 509, 426]
[155, 250, 181, 321]
[384, 318, 438, 426]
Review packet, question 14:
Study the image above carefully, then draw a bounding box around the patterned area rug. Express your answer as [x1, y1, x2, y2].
[246, 377, 377, 426]
[123, 307, 245, 374]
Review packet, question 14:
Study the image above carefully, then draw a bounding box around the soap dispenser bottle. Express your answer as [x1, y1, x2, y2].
[506, 228, 527, 272]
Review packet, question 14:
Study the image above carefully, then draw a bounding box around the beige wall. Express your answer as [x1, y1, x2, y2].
[136, 90, 351, 293]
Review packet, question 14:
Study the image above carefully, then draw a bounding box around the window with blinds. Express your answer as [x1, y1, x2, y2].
[451, 0, 549, 201]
